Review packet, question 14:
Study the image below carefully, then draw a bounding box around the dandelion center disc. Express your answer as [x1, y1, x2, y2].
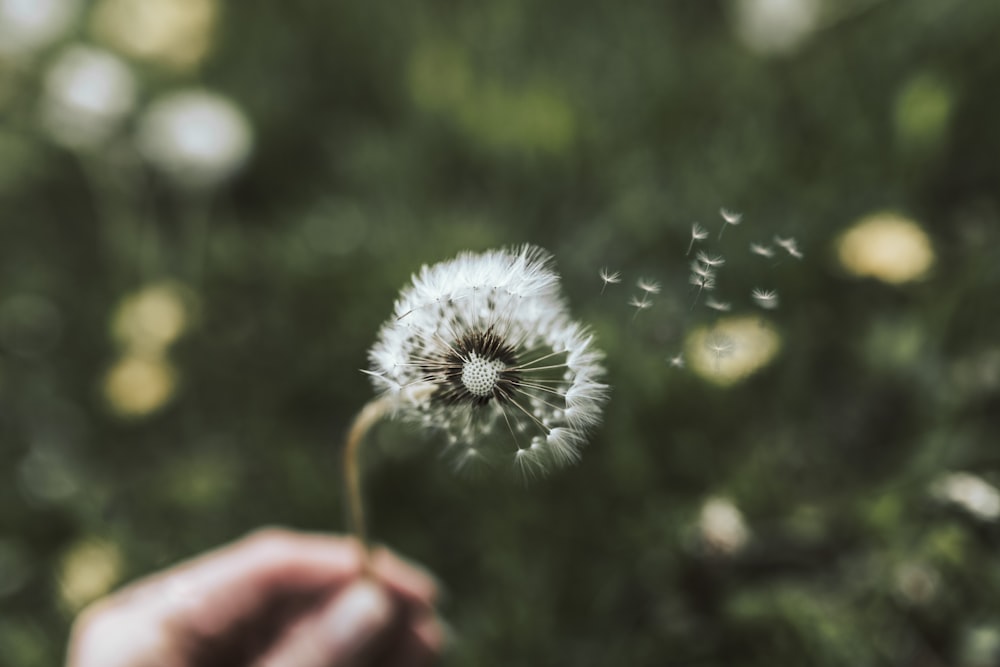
[461, 354, 505, 398]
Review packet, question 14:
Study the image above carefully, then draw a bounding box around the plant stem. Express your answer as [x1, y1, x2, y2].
[343, 396, 393, 570]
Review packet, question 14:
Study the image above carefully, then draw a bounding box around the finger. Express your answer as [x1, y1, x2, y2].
[370, 546, 440, 610]
[375, 609, 448, 667]
[251, 579, 396, 667]
[135, 529, 366, 637]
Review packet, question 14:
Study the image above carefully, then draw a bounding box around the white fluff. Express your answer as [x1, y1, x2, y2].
[368, 245, 608, 475]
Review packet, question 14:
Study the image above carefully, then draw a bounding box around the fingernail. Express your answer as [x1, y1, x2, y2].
[320, 581, 394, 656]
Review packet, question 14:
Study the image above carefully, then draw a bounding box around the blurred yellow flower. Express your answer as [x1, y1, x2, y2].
[837, 212, 935, 284]
[110, 281, 192, 355]
[91, 0, 217, 71]
[685, 316, 781, 386]
[58, 538, 123, 612]
[103, 354, 178, 418]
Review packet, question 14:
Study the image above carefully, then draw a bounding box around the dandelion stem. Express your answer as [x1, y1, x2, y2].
[343, 396, 393, 573]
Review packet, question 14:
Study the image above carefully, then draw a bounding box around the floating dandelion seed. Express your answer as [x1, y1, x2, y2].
[750, 242, 775, 258]
[637, 278, 661, 295]
[705, 297, 731, 312]
[751, 288, 779, 310]
[628, 294, 653, 320]
[347, 246, 609, 560]
[688, 271, 715, 308]
[598, 267, 622, 294]
[705, 332, 736, 364]
[686, 222, 709, 255]
[719, 208, 743, 239]
[696, 251, 726, 268]
[774, 235, 803, 259]
[668, 353, 685, 368]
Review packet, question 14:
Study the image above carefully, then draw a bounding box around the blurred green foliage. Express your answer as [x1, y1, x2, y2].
[3, 0, 1000, 665]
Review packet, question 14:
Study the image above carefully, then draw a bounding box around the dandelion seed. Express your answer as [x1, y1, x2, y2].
[689, 273, 716, 308]
[689, 273, 717, 291]
[628, 294, 652, 320]
[705, 332, 735, 363]
[749, 243, 775, 258]
[686, 222, 709, 255]
[367, 245, 609, 476]
[719, 208, 742, 239]
[705, 298, 731, 312]
[637, 278, 661, 295]
[668, 353, 685, 368]
[690, 261, 716, 279]
[774, 235, 803, 259]
[720, 208, 743, 225]
[598, 267, 622, 294]
[751, 288, 779, 310]
[696, 251, 726, 267]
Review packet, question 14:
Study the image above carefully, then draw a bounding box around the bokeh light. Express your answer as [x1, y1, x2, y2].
[684, 315, 782, 386]
[58, 539, 123, 612]
[102, 354, 178, 418]
[729, 0, 821, 56]
[836, 212, 935, 285]
[110, 281, 193, 355]
[90, 0, 218, 71]
[41, 45, 136, 150]
[0, 0, 79, 57]
[136, 89, 253, 189]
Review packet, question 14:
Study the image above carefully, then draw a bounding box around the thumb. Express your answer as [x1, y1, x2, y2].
[253, 580, 396, 667]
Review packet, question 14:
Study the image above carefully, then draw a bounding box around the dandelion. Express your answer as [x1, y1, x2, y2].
[686, 222, 709, 255]
[749, 242, 775, 258]
[668, 353, 685, 368]
[637, 278, 661, 295]
[696, 251, 726, 268]
[350, 246, 609, 559]
[719, 208, 743, 239]
[598, 267, 622, 294]
[751, 288, 779, 309]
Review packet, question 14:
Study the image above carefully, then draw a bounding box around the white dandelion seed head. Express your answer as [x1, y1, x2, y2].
[367, 245, 609, 477]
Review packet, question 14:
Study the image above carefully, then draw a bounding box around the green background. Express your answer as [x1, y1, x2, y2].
[3, 0, 1000, 665]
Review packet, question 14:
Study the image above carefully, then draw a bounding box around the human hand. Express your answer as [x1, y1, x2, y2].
[66, 528, 444, 667]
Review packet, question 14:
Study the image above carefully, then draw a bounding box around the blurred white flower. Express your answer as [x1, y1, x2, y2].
[836, 212, 934, 285]
[931, 472, 1000, 521]
[41, 45, 136, 150]
[731, 0, 822, 57]
[698, 496, 750, 556]
[367, 245, 608, 477]
[136, 89, 253, 189]
[91, 0, 218, 71]
[0, 0, 79, 57]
